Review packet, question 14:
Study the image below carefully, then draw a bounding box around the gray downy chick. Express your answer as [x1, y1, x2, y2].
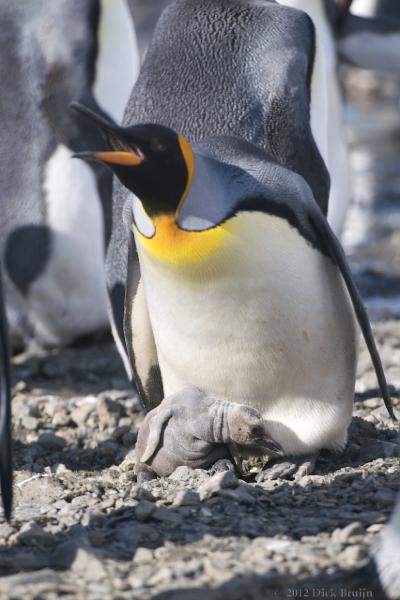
[135, 386, 282, 479]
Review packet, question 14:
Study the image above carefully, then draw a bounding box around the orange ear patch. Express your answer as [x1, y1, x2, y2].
[94, 151, 143, 166]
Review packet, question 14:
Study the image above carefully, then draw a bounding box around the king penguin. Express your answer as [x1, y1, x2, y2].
[73, 0, 395, 474]
[278, 0, 352, 236]
[0, 0, 139, 349]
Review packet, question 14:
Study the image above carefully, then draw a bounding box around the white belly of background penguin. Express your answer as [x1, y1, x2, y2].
[0, 0, 139, 348]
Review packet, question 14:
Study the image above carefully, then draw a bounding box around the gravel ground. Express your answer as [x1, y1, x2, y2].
[1, 82, 400, 599]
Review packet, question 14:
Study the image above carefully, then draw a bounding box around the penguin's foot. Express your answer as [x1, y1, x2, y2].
[208, 458, 235, 476]
[256, 453, 319, 482]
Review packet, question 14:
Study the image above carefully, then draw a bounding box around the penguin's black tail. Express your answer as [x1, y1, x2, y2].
[310, 205, 396, 421]
[0, 268, 12, 520]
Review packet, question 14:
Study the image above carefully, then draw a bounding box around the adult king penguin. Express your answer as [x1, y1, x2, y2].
[74, 0, 395, 476]
[0, 0, 139, 349]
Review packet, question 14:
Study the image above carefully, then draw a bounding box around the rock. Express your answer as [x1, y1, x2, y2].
[37, 432, 66, 451]
[122, 432, 137, 447]
[360, 441, 386, 462]
[169, 466, 194, 482]
[172, 491, 201, 507]
[71, 399, 96, 426]
[134, 486, 157, 503]
[0, 570, 67, 598]
[135, 501, 156, 522]
[332, 522, 364, 544]
[22, 416, 39, 431]
[133, 547, 154, 564]
[337, 545, 367, 567]
[71, 548, 107, 581]
[198, 471, 238, 499]
[375, 488, 396, 507]
[96, 396, 122, 428]
[220, 484, 254, 504]
[17, 523, 56, 548]
[152, 506, 181, 525]
[37, 395, 62, 417]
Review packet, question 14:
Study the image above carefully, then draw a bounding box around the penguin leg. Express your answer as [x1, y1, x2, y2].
[256, 453, 319, 482]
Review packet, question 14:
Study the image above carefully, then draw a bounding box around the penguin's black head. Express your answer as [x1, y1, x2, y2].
[71, 103, 194, 220]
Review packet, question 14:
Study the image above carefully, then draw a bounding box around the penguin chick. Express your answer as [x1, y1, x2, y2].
[135, 386, 283, 479]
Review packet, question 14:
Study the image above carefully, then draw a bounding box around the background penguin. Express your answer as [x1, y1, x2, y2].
[0, 269, 12, 520]
[337, 0, 400, 73]
[0, 0, 139, 350]
[73, 101, 395, 476]
[278, 0, 352, 236]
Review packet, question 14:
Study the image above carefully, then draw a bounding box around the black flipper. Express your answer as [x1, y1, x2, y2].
[0, 268, 12, 519]
[309, 204, 396, 420]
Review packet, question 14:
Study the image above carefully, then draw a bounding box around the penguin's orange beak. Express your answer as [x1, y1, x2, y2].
[73, 150, 143, 167]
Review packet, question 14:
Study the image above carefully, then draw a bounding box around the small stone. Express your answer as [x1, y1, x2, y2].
[22, 416, 38, 431]
[71, 548, 107, 581]
[128, 574, 146, 590]
[152, 506, 181, 525]
[169, 466, 193, 482]
[338, 545, 367, 567]
[54, 463, 70, 476]
[135, 501, 156, 522]
[363, 398, 381, 409]
[172, 491, 200, 507]
[37, 432, 66, 451]
[220, 484, 254, 504]
[198, 470, 238, 499]
[122, 432, 137, 447]
[96, 397, 122, 428]
[134, 487, 157, 503]
[18, 523, 55, 548]
[52, 408, 70, 427]
[367, 523, 384, 533]
[332, 522, 364, 544]
[112, 425, 131, 441]
[375, 488, 396, 507]
[133, 547, 154, 564]
[0, 523, 14, 541]
[120, 450, 136, 472]
[71, 401, 95, 426]
[382, 441, 400, 458]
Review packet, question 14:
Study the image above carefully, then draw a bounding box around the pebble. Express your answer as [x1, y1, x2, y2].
[133, 548, 154, 564]
[70, 400, 96, 426]
[198, 471, 238, 500]
[96, 396, 123, 427]
[332, 522, 364, 544]
[71, 549, 108, 581]
[17, 523, 56, 548]
[172, 491, 201, 507]
[135, 501, 156, 522]
[37, 432, 66, 451]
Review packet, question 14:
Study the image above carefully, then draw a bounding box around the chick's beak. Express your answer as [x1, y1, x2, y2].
[254, 437, 283, 456]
